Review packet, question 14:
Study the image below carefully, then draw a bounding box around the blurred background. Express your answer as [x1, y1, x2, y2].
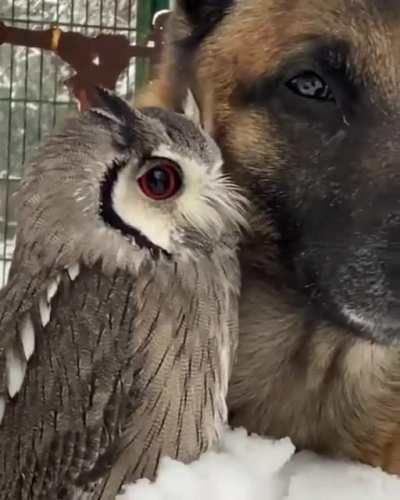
[0, 0, 170, 283]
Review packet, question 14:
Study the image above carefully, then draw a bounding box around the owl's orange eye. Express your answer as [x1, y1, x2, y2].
[138, 161, 182, 201]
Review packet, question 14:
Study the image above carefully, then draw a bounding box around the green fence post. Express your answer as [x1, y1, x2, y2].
[135, 0, 170, 92]
[154, 0, 170, 11]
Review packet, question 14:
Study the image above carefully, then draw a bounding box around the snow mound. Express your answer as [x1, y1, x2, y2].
[118, 428, 400, 500]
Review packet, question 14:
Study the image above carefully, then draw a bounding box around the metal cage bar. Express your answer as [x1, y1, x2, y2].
[135, 0, 169, 90]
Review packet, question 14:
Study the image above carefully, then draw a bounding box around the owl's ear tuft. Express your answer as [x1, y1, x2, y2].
[90, 87, 140, 146]
[90, 87, 134, 126]
[183, 89, 201, 127]
[182, 88, 214, 136]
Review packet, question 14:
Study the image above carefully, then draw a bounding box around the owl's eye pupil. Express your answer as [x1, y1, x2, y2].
[286, 71, 335, 102]
[148, 169, 169, 194]
[138, 162, 181, 201]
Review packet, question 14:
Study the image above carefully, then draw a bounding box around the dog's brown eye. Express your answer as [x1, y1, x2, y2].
[286, 71, 335, 102]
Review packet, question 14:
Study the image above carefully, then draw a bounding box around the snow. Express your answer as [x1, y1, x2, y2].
[118, 427, 400, 500]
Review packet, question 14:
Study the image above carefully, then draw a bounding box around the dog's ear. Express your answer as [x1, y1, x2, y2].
[177, 1, 232, 23]
[175, 0, 233, 44]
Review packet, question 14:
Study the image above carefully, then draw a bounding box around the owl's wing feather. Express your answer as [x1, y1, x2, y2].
[0, 238, 77, 402]
[0, 258, 138, 498]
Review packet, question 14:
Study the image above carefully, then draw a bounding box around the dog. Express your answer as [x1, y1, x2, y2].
[138, 0, 400, 474]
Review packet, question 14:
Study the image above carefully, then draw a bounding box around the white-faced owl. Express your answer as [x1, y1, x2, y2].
[0, 88, 246, 499]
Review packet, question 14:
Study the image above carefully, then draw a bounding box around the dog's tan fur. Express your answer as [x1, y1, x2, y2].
[139, 0, 400, 473]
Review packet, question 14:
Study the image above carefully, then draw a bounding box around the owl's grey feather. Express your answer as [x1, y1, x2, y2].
[0, 89, 245, 499]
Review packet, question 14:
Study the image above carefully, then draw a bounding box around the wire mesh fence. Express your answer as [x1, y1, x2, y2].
[0, 0, 142, 284]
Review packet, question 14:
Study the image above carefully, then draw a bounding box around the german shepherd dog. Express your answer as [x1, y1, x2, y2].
[139, 0, 400, 474]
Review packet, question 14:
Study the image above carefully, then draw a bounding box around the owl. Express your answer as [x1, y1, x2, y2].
[0, 88, 246, 499]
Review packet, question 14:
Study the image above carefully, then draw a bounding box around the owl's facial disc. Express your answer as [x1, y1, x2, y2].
[99, 157, 183, 254]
